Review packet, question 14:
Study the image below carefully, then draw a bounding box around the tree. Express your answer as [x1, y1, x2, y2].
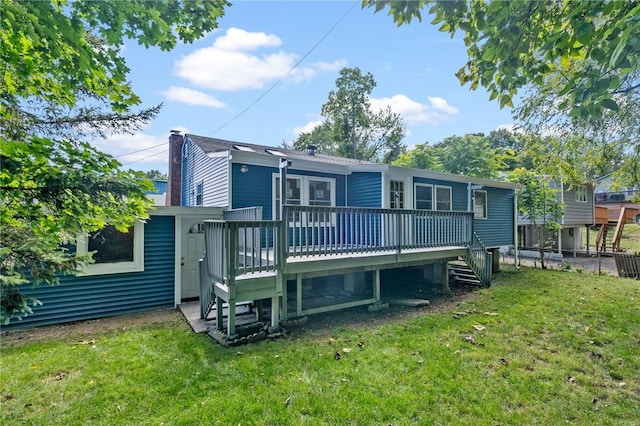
[291, 67, 406, 163]
[144, 170, 169, 181]
[393, 133, 513, 178]
[364, 1, 640, 118]
[514, 67, 639, 189]
[509, 168, 563, 269]
[0, 1, 229, 323]
[393, 142, 437, 170]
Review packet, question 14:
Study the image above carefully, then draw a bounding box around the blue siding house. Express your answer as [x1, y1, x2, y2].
[168, 133, 523, 337]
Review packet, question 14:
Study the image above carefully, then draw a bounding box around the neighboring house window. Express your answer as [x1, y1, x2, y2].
[390, 180, 404, 209]
[76, 221, 145, 275]
[415, 184, 433, 210]
[435, 186, 452, 211]
[473, 190, 488, 219]
[575, 185, 588, 203]
[273, 175, 334, 220]
[195, 181, 204, 206]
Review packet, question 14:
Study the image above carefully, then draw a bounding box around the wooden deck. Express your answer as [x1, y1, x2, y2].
[200, 205, 492, 336]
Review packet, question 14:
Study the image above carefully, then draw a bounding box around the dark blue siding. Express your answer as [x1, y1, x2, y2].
[473, 187, 515, 248]
[231, 163, 347, 219]
[5, 215, 176, 330]
[348, 172, 382, 207]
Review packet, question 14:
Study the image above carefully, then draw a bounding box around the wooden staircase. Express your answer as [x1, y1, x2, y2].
[596, 207, 627, 254]
[449, 262, 483, 287]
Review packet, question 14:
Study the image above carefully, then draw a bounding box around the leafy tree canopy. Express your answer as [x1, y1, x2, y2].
[144, 169, 169, 181]
[393, 133, 515, 179]
[364, 0, 640, 118]
[289, 67, 406, 163]
[0, 0, 229, 323]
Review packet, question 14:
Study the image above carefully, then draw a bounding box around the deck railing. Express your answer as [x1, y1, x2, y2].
[464, 232, 492, 286]
[201, 206, 481, 317]
[282, 205, 473, 259]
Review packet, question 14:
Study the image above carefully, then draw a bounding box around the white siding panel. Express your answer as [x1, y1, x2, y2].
[183, 140, 229, 207]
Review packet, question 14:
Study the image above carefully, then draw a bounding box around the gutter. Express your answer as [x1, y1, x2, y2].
[514, 188, 521, 269]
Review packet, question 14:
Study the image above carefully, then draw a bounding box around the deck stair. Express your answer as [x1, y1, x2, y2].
[597, 207, 627, 254]
[449, 262, 483, 287]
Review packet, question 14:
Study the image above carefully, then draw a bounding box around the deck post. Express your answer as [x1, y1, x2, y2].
[296, 274, 303, 317]
[270, 296, 280, 331]
[215, 296, 223, 330]
[227, 300, 236, 337]
[373, 269, 381, 302]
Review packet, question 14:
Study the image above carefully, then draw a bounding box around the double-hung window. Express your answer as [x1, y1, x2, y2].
[414, 184, 452, 211]
[575, 185, 588, 203]
[473, 190, 488, 219]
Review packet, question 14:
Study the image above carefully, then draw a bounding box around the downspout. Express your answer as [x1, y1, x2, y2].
[467, 182, 472, 212]
[514, 188, 520, 269]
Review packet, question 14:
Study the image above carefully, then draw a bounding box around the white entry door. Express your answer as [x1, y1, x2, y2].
[181, 222, 205, 300]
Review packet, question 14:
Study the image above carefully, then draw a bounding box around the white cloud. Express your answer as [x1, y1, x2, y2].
[174, 27, 346, 91]
[162, 86, 227, 108]
[369, 94, 459, 125]
[213, 27, 282, 51]
[292, 119, 324, 136]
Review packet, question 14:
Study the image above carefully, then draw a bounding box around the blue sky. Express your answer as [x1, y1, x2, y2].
[93, 1, 514, 174]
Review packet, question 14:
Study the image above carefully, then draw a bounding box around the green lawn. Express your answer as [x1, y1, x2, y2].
[2, 267, 639, 425]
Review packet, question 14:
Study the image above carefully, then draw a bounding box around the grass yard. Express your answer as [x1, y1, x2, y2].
[1, 267, 639, 425]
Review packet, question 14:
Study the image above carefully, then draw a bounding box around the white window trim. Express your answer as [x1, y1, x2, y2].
[390, 179, 406, 209]
[435, 185, 452, 211]
[575, 185, 588, 203]
[414, 183, 433, 210]
[195, 180, 204, 206]
[272, 173, 336, 219]
[473, 190, 488, 219]
[77, 220, 145, 276]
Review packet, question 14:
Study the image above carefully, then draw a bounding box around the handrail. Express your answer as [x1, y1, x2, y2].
[464, 232, 492, 286]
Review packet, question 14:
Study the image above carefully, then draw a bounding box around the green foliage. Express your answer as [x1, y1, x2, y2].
[0, 0, 229, 322]
[291, 67, 406, 163]
[393, 133, 515, 178]
[144, 169, 168, 181]
[509, 168, 563, 268]
[364, 1, 640, 119]
[0, 138, 154, 323]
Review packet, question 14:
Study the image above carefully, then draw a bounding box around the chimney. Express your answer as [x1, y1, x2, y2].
[307, 144, 317, 156]
[166, 130, 184, 206]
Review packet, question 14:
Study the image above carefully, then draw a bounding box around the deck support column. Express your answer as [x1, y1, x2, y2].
[296, 274, 303, 317]
[270, 296, 280, 331]
[215, 296, 223, 330]
[226, 300, 236, 337]
[373, 270, 381, 302]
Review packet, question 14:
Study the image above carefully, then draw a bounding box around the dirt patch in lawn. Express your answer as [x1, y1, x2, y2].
[1, 308, 183, 347]
[1, 289, 479, 347]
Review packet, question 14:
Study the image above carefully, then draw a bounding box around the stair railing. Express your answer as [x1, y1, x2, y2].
[464, 232, 492, 286]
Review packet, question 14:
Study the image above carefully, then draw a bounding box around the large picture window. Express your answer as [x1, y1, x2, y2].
[77, 221, 145, 275]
